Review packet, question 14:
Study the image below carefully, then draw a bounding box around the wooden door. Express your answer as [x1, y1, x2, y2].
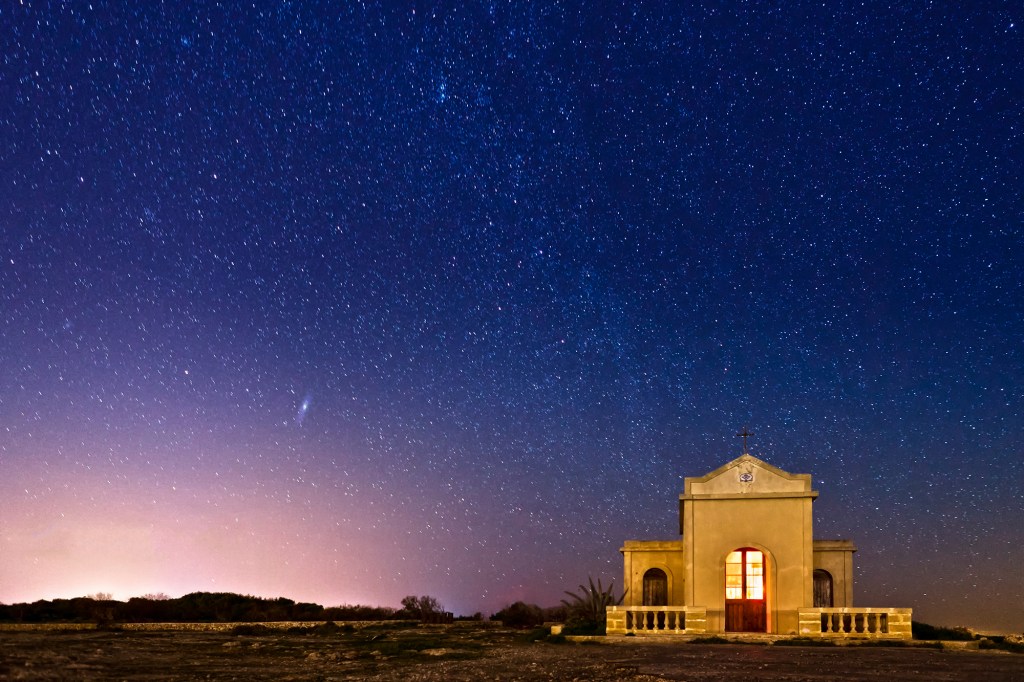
[725, 548, 766, 632]
[813, 569, 833, 607]
[643, 569, 668, 606]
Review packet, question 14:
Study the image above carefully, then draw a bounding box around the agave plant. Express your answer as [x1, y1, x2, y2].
[560, 576, 626, 626]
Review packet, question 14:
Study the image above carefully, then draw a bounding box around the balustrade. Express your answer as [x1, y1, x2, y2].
[606, 606, 706, 635]
[610, 606, 909, 639]
[799, 607, 912, 639]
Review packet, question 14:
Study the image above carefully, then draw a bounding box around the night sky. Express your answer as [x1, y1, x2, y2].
[2, 2, 1022, 633]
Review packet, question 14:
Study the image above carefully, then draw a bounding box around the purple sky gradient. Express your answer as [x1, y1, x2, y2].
[1, 2, 1022, 633]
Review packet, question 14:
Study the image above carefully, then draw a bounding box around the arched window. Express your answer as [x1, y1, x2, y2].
[813, 569, 833, 607]
[642, 568, 668, 606]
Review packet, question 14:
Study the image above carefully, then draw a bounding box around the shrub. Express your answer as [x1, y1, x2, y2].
[561, 620, 604, 636]
[397, 595, 452, 623]
[492, 602, 545, 628]
[560, 577, 626, 635]
[912, 621, 976, 641]
[542, 605, 568, 622]
[979, 637, 1024, 654]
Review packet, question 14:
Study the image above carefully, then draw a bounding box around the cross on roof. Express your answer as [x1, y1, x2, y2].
[736, 427, 752, 454]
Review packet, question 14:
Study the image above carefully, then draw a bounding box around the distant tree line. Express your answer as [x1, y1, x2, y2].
[0, 580, 623, 630]
[0, 592, 452, 624]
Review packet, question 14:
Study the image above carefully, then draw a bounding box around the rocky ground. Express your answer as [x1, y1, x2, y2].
[1, 623, 1022, 681]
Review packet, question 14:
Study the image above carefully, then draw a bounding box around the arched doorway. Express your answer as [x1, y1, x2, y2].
[725, 548, 766, 632]
[642, 568, 668, 606]
[813, 569, 833, 607]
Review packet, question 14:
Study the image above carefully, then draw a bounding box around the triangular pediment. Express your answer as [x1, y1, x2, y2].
[684, 454, 812, 496]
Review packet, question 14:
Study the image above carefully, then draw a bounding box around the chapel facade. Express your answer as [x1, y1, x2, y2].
[606, 452, 911, 638]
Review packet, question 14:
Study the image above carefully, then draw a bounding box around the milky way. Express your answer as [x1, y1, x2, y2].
[1, 2, 1021, 632]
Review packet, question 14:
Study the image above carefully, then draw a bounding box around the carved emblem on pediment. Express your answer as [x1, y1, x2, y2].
[738, 463, 755, 491]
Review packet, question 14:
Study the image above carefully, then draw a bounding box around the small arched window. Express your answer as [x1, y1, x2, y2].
[813, 569, 834, 607]
[642, 568, 668, 606]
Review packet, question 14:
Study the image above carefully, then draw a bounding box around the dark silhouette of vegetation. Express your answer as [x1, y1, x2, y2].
[491, 601, 545, 628]
[323, 604, 398, 621]
[560, 577, 625, 634]
[542, 604, 568, 622]
[912, 621, 976, 641]
[907, 621, 1024, 654]
[139, 592, 171, 601]
[979, 636, 1024, 654]
[490, 602, 567, 628]
[0, 593, 406, 624]
[397, 595, 453, 623]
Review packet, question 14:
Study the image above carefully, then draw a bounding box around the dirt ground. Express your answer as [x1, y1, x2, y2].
[1, 623, 1022, 681]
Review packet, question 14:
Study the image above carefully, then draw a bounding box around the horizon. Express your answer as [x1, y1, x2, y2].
[2, 3, 1021, 635]
[1, 586, 1018, 637]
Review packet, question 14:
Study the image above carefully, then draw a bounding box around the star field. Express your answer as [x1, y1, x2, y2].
[1, 2, 1022, 632]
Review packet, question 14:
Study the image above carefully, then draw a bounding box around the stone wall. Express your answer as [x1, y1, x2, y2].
[797, 608, 913, 639]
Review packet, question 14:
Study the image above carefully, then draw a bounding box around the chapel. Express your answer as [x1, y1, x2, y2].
[605, 449, 912, 638]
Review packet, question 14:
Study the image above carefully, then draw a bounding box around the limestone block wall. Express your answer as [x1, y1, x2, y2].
[797, 607, 913, 639]
[620, 540, 686, 607]
[606, 608, 627, 635]
[684, 496, 814, 634]
[813, 540, 856, 607]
